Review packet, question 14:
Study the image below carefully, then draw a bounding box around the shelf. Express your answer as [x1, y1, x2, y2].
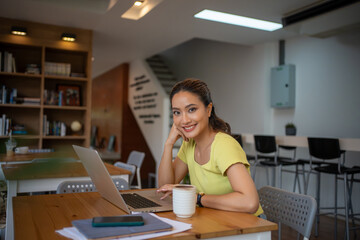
[43, 105, 87, 110]
[0, 19, 92, 152]
[0, 135, 40, 139]
[0, 72, 42, 78]
[0, 104, 41, 109]
[44, 75, 88, 82]
[43, 135, 86, 140]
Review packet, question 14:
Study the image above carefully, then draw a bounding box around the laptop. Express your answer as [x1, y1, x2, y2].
[72, 145, 172, 214]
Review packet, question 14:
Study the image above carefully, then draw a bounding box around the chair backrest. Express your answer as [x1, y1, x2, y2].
[231, 134, 243, 147]
[56, 177, 129, 194]
[126, 151, 145, 169]
[254, 135, 277, 154]
[126, 151, 145, 189]
[114, 161, 136, 185]
[259, 186, 317, 240]
[307, 137, 341, 160]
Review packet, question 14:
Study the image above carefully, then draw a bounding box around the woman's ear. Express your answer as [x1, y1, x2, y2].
[207, 102, 213, 117]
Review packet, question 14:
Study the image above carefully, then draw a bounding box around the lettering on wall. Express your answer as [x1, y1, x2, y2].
[131, 74, 160, 124]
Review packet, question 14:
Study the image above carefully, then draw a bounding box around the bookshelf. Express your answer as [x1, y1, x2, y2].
[0, 17, 92, 153]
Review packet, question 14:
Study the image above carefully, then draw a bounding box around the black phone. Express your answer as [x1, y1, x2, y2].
[92, 215, 144, 227]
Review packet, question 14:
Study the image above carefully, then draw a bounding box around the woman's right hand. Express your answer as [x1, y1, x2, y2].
[166, 123, 189, 146]
[156, 184, 176, 200]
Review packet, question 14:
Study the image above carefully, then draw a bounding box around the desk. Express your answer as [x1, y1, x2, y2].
[12, 191, 277, 240]
[0, 151, 78, 163]
[241, 134, 360, 151]
[3, 161, 131, 240]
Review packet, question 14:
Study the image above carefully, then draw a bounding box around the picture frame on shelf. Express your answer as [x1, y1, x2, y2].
[56, 84, 81, 106]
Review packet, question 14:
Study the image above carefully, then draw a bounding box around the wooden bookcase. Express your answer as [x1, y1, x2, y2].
[0, 17, 92, 153]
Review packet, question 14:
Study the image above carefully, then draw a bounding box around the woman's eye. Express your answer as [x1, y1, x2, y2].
[173, 111, 180, 116]
[189, 108, 197, 113]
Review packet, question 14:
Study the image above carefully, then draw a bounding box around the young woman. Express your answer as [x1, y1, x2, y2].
[157, 78, 262, 215]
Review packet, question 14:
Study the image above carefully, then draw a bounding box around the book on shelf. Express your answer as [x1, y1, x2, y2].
[44, 62, 71, 76]
[0, 114, 12, 136]
[13, 97, 40, 105]
[43, 116, 67, 136]
[12, 124, 28, 135]
[25, 64, 41, 74]
[0, 51, 16, 73]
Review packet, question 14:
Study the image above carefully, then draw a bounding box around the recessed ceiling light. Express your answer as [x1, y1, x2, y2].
[134, 1, 144, 6]
[11, 26, 27, 36]
[61, 33, 76, 42]
[194, 9, 282, 31]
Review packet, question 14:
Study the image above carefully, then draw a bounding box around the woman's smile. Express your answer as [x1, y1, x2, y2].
[183, 124, 197, 132]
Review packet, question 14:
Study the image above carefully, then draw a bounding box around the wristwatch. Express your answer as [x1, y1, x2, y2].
[197, 192, 205, 207]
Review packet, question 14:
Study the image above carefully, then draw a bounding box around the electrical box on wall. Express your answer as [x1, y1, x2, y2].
[270, 64, 295, 108]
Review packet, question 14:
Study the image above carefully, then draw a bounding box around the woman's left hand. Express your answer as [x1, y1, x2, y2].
[156, 184, 176, 200]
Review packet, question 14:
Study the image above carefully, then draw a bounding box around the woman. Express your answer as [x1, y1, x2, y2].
[157, 78, 262, 215]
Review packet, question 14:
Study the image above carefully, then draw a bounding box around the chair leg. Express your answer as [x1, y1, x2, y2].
[344, 173, 350, 240]
[278, 222, 282, 240]
[348, 174, 357, 239]
[293, 165, 298, 192]
[266, 168, 270, 186]
[315, 171, 321, 237]
[334, 174, 338, 240]
[278, 165, 282, 188]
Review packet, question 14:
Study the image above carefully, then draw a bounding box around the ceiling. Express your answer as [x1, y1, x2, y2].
[1, 0, 359, 78]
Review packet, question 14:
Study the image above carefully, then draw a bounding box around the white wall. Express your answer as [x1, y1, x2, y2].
[128, 60, 170, 181]
[160, 33, 360, 215]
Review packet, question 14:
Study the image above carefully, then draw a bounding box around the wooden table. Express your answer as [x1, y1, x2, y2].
[241, 134, 360, 151]
[0, 151, 78, 163]
[2, 160, 131, 240]
[12, 191, 277, 240]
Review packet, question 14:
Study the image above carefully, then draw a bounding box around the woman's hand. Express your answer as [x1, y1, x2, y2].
[166, 123, 189, 146]
[157, 184, 176, 200]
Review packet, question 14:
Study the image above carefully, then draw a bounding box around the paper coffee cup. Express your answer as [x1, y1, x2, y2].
[172, 184, 196, 218]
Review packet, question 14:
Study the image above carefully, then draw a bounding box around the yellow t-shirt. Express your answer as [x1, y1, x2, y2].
[177, 132, 263, 216]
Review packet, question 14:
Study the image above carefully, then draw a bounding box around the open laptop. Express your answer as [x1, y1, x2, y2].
[72, 145, 172, 214]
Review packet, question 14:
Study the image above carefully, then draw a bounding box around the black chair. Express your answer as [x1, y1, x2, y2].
[277, 145, 306, 193]
[231, 134, 255, 162]
[252, 135, 299, 188]
[305, 137, 360, 240]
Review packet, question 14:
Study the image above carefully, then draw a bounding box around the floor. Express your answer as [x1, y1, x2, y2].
[271, 215, 360, 240]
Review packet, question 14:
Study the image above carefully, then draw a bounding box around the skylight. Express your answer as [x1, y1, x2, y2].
[194, 9, 282, 31]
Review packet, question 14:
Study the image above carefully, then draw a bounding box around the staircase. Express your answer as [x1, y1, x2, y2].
[146, 55, 178, 127]
[145, 55, 182, 157]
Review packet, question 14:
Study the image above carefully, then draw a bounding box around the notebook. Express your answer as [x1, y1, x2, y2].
[72, 213, 173, 240]
[72, 145, 173, 214]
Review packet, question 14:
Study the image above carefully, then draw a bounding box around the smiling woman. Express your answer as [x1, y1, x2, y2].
[157, 78, 263, 216]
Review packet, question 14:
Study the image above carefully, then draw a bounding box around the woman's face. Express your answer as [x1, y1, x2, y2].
[171, 91, 212, 140]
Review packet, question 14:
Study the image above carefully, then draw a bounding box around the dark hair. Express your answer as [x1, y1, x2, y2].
[170, 78, 231, 134]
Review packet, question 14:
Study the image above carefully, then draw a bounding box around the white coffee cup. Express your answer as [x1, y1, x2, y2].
[15, 146, 29, 154]
[172, 184, 197, 218]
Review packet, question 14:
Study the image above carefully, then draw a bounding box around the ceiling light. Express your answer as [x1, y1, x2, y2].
[134, 1, 144, 6]
[61, 33, 76, 42]
[11, 26, 27, 36]
[194, 9, 283, 31]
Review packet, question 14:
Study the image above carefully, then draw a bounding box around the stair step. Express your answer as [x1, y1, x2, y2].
[156, 73, 175, 79]
[153, 70, 172, 75]
[159, 79, 177, 86]
[147, 61, 166, 68]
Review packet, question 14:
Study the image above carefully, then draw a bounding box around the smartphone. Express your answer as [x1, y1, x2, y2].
[92, 215, 144, 227]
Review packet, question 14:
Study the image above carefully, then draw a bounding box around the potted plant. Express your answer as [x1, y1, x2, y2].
[285, 122, 297, 136]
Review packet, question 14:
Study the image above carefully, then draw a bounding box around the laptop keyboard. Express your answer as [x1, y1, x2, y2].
[121, 193, 161, 209]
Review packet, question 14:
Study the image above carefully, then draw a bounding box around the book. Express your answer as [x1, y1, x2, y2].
[71, 213, 172, 240]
